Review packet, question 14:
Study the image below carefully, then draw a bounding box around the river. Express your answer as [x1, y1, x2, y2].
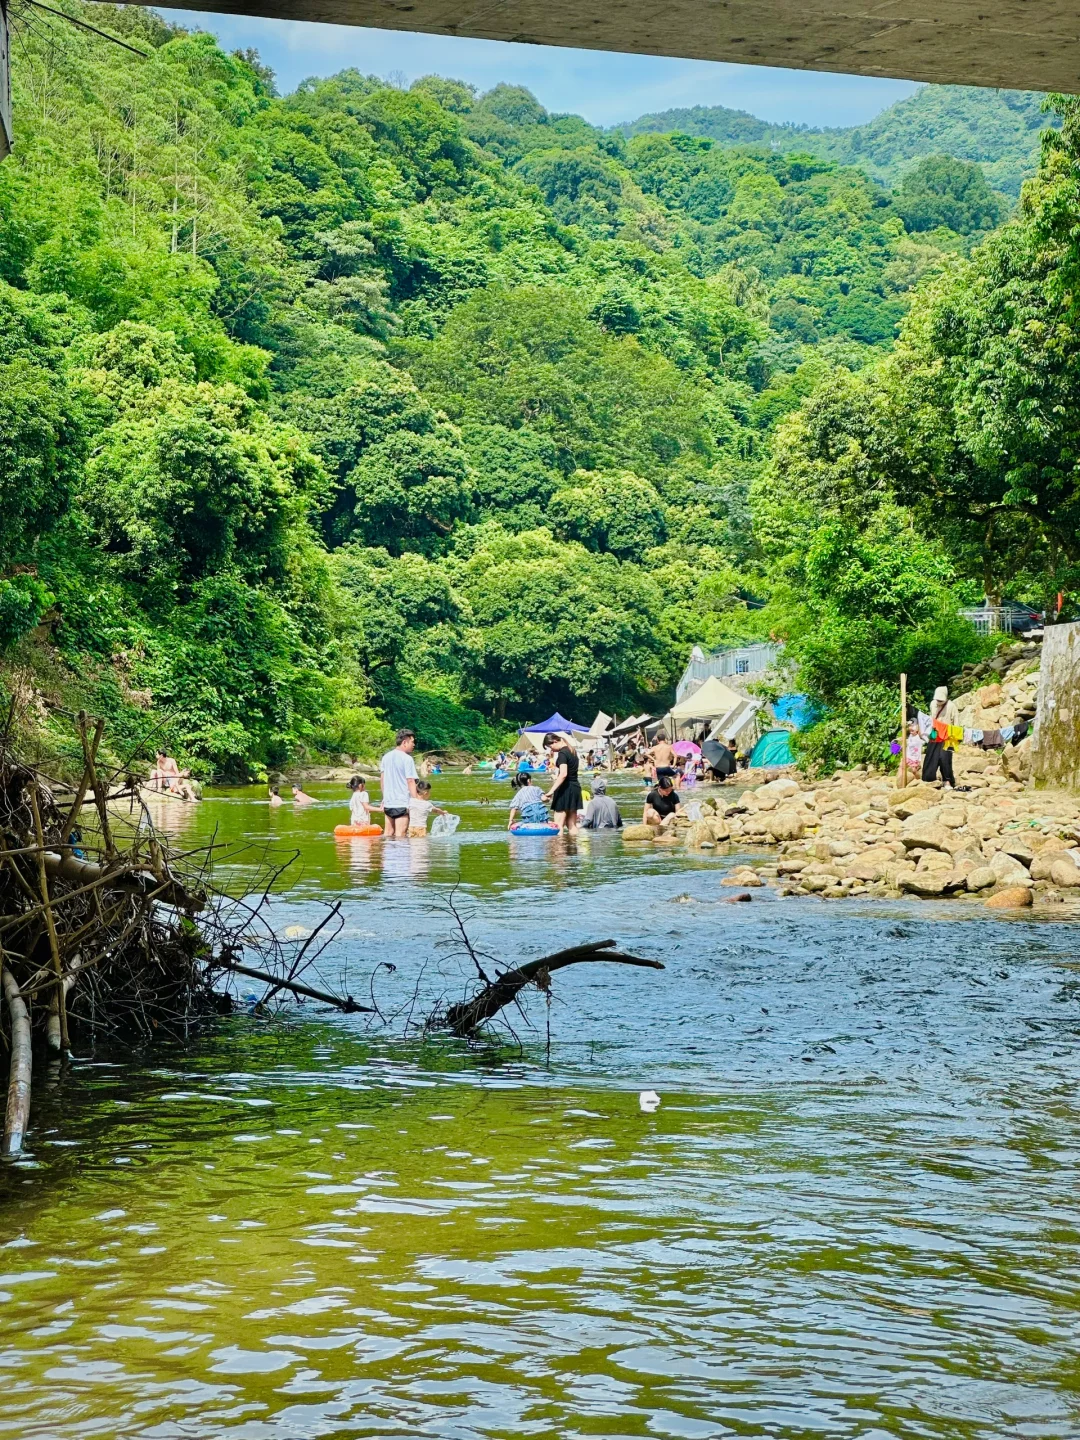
[2, 772, 1080, 1438]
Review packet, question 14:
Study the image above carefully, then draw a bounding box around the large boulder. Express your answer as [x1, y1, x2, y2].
[937, 806, 967, 829]
[966, 867, 997, 891]
[999, 838, 1035, 865]
[622, 824, 654, 842]
[766, 809, 805, 841]
[890, 792, 934, 819]
[1050, 857, 1080, 888]
[900, 815, 954, 853]
[985, 886, 1033, 909]
[1002, 736, 1033, 783]
[899, 871, 961, 896]
[989, 850, 1033, 886]
[758, 777, 800, 801]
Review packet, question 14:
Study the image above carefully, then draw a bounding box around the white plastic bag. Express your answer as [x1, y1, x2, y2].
[430, 812, 461, 837]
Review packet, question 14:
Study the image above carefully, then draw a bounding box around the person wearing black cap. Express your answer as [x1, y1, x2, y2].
[643, 774, 682, 829]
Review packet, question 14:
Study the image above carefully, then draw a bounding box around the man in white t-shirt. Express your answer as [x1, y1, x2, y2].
[379, 729, 419, 838]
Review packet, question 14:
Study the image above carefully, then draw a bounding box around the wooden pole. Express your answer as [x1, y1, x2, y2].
[898, 672, 908, 788]
[2, 962, 31, 1158]
[28, 787, 69, 1054]
[58, 716, 104, 850]
[77, 712, 116, 860]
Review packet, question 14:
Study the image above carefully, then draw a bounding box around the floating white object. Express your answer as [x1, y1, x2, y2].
[639, 1090, 661, 1113]
[430, 812, 461, 836]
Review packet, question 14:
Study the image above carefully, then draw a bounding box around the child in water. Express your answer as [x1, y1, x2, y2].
[407, 780, 451, 837]
[348, 775, 382, 827]
[508, 772, 550, 830]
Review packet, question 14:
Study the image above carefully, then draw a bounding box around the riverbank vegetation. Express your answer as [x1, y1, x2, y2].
[0, 3, 1074, 776]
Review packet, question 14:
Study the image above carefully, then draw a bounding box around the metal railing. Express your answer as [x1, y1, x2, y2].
[960, 605, 1042, 636]
[675, 643, 782, 703]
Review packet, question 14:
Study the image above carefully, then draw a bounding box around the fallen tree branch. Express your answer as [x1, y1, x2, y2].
[442, 939, 664, 1037]
[212, 956, 372, 1014]
[2, 962, 31, 1158]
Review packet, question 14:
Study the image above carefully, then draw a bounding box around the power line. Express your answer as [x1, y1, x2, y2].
[24, 0, 149, 58]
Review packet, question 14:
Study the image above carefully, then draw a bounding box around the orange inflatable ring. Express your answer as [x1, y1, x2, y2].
[334, 824, 383, 838]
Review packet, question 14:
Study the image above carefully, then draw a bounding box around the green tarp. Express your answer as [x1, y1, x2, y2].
[749, 729, 795, 767]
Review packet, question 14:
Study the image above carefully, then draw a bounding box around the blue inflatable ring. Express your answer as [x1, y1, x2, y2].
[510, 824, 560, 837]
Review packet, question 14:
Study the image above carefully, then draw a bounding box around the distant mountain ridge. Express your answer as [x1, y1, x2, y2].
[617, 86, 1055, 198]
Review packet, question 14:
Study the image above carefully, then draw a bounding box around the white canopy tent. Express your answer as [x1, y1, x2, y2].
[667, 676, 747, 726]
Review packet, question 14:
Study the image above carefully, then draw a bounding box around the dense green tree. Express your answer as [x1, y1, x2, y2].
[548, 469, 667, 559]
[895, 155, 1003, 234]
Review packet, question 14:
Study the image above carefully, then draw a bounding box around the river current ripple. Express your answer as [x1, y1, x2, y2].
[1, 777, 1079, 1438]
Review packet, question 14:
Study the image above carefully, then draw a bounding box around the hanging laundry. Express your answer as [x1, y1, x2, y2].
[1000, 724, 1015, 743]
[917, 711, 932, 740]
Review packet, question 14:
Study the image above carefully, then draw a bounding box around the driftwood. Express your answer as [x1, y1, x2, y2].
[214, 957, 372, 1014]
[442, 939, 664, 1037]
[0, 712, 361, 1159]
[1, 963, 30, 1158]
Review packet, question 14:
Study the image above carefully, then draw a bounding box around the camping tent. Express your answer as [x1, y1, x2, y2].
[667, 676, 746, 724]
[589, 711, 613, 736]
[749, 729, 795, 767]
[609, 713, 652, 735]
[706, 696, 760, 745]
[523, 711, 589, 734]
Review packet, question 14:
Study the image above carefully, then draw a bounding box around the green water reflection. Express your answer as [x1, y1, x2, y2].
[2, 777, 1080, 1437]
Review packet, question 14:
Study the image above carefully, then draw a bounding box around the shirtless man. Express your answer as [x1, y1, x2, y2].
[646, 731, 676, 786]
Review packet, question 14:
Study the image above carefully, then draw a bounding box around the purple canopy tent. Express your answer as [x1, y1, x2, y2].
[521, 712, 589, 734]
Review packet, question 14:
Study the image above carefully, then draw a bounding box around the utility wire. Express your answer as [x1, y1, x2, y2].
[24, 0, 149, 57]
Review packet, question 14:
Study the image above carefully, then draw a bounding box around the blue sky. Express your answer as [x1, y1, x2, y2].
[160, 11, 921, 129]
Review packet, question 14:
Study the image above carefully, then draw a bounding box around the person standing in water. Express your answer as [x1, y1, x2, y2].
[348, 775, 381, 827]
[380, 729, 419, 838]
[544, 732, 583, 835]
[646, 731, 676, 786]
[291, 784, 315, 806]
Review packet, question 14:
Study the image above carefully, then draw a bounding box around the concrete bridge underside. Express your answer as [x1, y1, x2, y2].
[1, 0, 1078, 158]
[155, 0, 1080, 96]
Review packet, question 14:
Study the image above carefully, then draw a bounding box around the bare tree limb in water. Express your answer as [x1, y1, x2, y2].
[441, 939, 664, 1038]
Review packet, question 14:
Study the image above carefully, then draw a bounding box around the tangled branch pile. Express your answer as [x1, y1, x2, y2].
[0, 712, 363, 1159]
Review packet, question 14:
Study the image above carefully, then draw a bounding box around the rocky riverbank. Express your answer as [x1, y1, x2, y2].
[624, 752, 1080, 913]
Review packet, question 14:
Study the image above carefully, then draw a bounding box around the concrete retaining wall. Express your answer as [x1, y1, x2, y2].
[1032, 622, 1080, 790]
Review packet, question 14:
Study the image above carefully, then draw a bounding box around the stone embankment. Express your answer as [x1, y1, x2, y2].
[622, 633, 1079, 910]
[625, 758, 1080, 910]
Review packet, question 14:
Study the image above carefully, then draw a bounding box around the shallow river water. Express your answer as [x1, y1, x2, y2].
[3, 773, 1080, 1439]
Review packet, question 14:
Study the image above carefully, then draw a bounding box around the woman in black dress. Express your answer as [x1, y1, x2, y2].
[544, 733, 583, 835]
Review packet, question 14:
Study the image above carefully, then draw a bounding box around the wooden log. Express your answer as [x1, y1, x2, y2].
[2, 963, 31, 1159]
[58, 717, 104, 849]
[443, 939, 664, 1037]
[77, 712, 116, 860]
[28, 786, 68, 1054]
[41, 851, 201, 911]
[213, 957, 373, 1013]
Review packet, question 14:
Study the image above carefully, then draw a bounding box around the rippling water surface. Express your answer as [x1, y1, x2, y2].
[2, 774, 1080, 1438]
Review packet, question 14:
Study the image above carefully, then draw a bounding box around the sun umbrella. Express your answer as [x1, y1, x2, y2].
[671, 741, 701, 757]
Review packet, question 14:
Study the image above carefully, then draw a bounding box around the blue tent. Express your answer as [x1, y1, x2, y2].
[749, 729, 795, 767]
[522, 712, 588, 734]
[773, 694, 816, 731]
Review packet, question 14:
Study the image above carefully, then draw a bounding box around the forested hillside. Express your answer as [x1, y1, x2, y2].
[0, 3, 1075, 776]
[621, 85, 1053, 199]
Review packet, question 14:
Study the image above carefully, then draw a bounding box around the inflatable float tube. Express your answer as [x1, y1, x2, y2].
[509, 823, 560, 837]
[333, 824, 383, 838]
[492, 769, 511, 781]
